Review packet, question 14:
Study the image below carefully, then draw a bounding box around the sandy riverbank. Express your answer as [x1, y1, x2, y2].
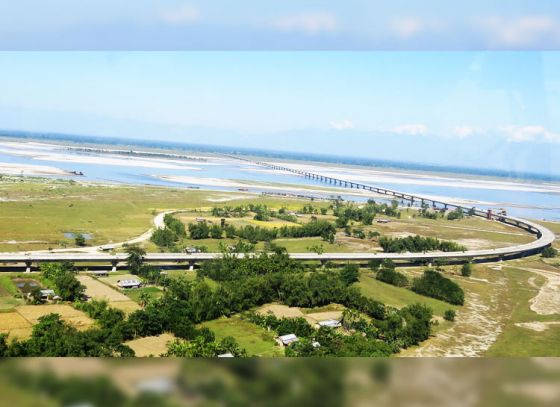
[0, 162, 72, 176]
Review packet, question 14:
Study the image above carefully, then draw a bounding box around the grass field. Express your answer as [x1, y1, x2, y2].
[487, 262, 560, 356]
[124, 286, 164, 303]
[125, 333, 175, 357]
[200, 314, 283, 357]
[0, 177, 537, 253]
[356, 270, 458, 317]
[0, 178, 327, 252]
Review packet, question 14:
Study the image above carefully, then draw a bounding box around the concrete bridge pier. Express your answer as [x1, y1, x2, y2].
[111, 260, 118, 273]
[188, 260, 196, 271]
[25, 261, 32, 273]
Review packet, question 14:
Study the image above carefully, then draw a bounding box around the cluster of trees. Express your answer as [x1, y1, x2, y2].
[412, 269, 465, 305]
[375, 262, 408, 287]
[417, 206, 439, 220]
[211, 205, 249, 218]
[301, 204, 328, 216]
[247, 301, 432, 357]
[150, 214, 187, 249]
[542, 246, 558, 258]
[165, 335, 246, 357]
[446, 207, 465, 221]
[187, 219, 336, 244]
[0, 313, 134, 356]
[378, 235, 467, 253]
[40, 262, 85, 302]
[333, 199, 400, 227]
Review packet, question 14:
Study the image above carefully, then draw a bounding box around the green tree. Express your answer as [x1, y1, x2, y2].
[125, 244, 146, 275]
[444, 309, 456, 321]
[340, 263, 359, 285]
[542, 246, 558, 258]
[74, 233, 87, 247]
[461, 262, 473, 277]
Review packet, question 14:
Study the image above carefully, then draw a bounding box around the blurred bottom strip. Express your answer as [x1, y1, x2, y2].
[0, 358, 559, 407]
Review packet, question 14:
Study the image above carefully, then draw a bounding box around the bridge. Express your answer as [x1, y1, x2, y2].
[0, 156, 555, 271]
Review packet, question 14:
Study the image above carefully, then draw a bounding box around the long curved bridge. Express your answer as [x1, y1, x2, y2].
[0, 157, 555, 271]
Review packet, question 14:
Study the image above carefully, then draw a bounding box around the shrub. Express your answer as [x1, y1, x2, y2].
[412, 269, 464, 305]
[376, 267, 408, 287]
[444, 310, 456, 321]
[542, 246, 558, 258]
[461, 262, 473, 277]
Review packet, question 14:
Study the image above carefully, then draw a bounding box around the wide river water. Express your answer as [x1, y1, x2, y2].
[0, 141, 559, 221]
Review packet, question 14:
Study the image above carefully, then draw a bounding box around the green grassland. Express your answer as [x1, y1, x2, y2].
[200, 314, 283, 357]
[356, 270, 458, 317]
[487, 259, 560, 356]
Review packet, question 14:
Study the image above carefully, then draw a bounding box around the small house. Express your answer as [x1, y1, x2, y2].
[186, 246, 201, 254]
[377, 218, 391, 224]
[317, 319, 341, 329]
[117, 279, 143, 289]
[39, 289, 56, 300]
[89, 270, 109, 277]
[277, 334, 298, 346]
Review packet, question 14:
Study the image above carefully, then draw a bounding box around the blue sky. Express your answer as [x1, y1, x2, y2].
[1, 1, 560, 49]
[0, 51, 559, 175]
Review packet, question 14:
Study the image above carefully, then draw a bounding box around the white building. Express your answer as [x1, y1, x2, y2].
[277, 334, 298, 346]
[117, 279, 143, 289]
[317, 319, 341, 328]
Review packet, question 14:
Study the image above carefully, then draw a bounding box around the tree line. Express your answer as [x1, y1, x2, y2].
[378, 235, 467, 253]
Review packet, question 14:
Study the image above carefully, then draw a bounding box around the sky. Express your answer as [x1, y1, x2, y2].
[1, 51, 559, 176]
[1, 1, 560, 50]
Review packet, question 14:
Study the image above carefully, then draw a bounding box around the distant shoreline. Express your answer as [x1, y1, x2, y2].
[1, 130, 559, 183]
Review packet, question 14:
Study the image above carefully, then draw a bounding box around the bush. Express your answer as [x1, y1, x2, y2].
[379, 235, 467, 253]
[461, 262, 473, 277]
[412, 269, 464, 305]
[340, 264, 359, 285]
[542, 246, 558, 258]
[376, 267, 408, 287]
[444, 310, 456, 321]
[447, 207, 464, 221]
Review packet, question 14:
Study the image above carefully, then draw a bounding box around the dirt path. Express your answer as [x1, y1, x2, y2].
[521, 267, 560, 316]
[404, 274, 509, 357]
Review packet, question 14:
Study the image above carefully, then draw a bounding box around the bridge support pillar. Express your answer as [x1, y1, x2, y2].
[189, 261, 196, 271]
[111, 260, 118, 273]
[25, 261, 32, 273]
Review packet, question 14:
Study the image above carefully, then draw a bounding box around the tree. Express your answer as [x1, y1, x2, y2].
[447, 207, 464, 221]
[54, 270, 85, 301]
[340, 263, 359, 285]
[138, 291, 152, 308]
[307, 244, 324, 255]
[28, 286, 44, 304]
[444, 309, 456, 321]
[542, 246, 558, 258]
[461, 262, 473, 277]
[125, 244, 146, 275]
[150, 228, 176, 249]
[210, 224, 223, 239]
[74, 233, 87, 247]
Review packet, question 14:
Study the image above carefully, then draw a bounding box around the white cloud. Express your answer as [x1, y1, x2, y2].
[391, 124, 428, 136]
[330, 119, 354, 130]
[274, 13, 338, 34]
[391, 17, 424, 39]
[500, 125, 560, 143]
[477, 16, 560, 47]
[453, 126, 481, 138]
[159, 4, 200, 25]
